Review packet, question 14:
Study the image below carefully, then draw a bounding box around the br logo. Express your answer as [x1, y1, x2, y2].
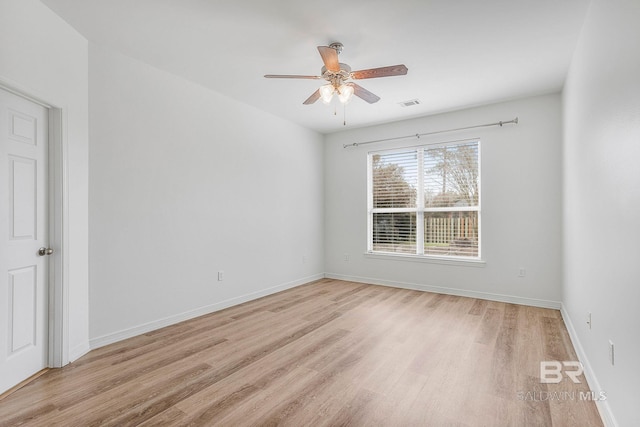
[540, 361, 584, 383]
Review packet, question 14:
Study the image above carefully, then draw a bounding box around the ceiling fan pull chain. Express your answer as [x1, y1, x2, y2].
[343, 104, 347, 126]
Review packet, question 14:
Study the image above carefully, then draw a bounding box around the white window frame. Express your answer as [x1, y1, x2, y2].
[367, 139, 481, 261]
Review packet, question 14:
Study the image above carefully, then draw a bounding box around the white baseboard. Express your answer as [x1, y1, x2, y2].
[89, 273, 324, 350]
[89, 271, 560, 349]
[560, 304, 617, 427]
[324, 273, 562, 309]
[68, 342, 91, 363]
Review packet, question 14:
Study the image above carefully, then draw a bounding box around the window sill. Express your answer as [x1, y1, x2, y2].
[363, 251, 486, 267]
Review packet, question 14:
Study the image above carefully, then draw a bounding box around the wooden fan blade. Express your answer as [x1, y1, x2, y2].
[350, 83, 380, 104]
[303, 89, 321, 105]
[264, 74, 322, 79]
[317, 46, 340, 72]
[351, 64, 408, 79]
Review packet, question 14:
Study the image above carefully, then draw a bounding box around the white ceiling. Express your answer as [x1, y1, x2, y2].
[40, 0, 590, 134]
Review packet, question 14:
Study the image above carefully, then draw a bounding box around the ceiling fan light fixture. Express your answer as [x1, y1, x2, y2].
[337, 84, 354, 104]
[319, 84, 335, 104]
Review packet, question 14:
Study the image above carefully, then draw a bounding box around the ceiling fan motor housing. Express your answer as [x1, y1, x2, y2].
[321, 63, 352, 86]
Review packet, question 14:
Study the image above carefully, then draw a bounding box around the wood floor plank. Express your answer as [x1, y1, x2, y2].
[137, 406, 188, 426]
[0, 280, 604, 426]
[325, 388, 379, 426]
[173, 328, 351, 423]
[476, 306, 502, 345]
[85, 365, 213, 426]
[491, 303, 520, 398]
[106, 311, 342, 426]
[468, 298, 488, 315]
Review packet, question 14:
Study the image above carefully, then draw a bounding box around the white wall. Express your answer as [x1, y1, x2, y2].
[325, 94, 563, 307]
[3, 7, 634, 424]
[0, 0, 90, 361]
[563, 1, 640, 426]
[88, 45, 324, 345]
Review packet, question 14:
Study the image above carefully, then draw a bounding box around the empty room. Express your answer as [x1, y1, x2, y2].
[0, 0, 638, 425]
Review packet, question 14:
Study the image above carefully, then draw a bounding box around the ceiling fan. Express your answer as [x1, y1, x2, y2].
[264, 42, 408, 105]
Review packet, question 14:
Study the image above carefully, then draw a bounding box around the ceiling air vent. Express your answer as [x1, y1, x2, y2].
[398, 99, 421, 107]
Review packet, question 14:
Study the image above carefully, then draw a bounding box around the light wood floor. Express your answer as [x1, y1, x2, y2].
[0, 279, 603, 426]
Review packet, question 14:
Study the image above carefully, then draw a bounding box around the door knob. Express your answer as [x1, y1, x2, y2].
[38, 247, 54, 256]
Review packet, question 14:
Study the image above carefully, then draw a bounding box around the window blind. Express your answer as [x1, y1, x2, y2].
[368, 140, 480, 259]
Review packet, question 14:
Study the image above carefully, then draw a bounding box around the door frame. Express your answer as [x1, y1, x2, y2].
[1, 81, 69, 368]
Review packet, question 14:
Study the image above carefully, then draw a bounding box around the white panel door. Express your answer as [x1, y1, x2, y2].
[0, 88, 49, 393]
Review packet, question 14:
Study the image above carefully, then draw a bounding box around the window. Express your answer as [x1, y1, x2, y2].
[368, 140, 480, 259]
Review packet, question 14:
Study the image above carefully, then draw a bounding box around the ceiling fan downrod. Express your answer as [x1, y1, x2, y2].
[328, 42, 343, 55]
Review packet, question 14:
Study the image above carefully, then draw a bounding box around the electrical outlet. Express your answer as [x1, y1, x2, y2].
[343, 253, 350, 262]
[609, 340, 615, 366]
[302, 255, 307, 264]
[587, 312, 591, 329]
[218, 271, 224, 281]
[518, 268, 526, 277]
